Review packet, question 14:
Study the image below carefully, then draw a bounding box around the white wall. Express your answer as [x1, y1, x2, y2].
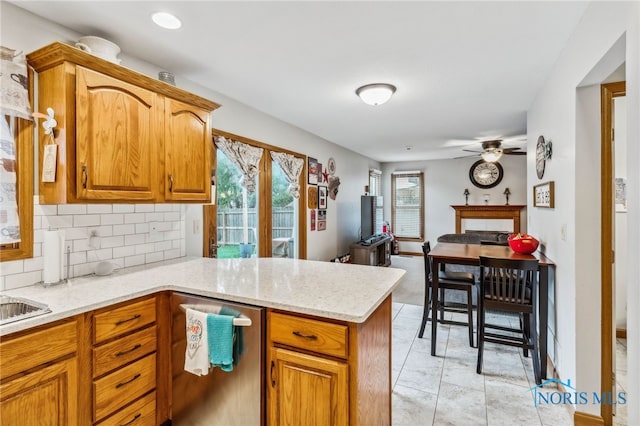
[0, 3, 380, 272]
[381, 155, 527, 253]
[527, 2, 639, 421]
[614, 97, 627, 330]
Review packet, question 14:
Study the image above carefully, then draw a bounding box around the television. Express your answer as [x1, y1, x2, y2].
[360, 195, 382, 242]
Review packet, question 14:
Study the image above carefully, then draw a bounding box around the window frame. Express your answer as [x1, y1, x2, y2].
[0, 114, 34, 262]
[211, 128, 307, 259]
[390, 171, 424, 242]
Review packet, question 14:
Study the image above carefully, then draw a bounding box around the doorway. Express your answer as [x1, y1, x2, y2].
[600, 81, 626, 426]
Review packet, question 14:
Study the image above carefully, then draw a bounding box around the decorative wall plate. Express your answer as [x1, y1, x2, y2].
[327, 157, 336, 175]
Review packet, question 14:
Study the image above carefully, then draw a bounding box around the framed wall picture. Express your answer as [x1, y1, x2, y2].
[317, 209, 326, 231]
[307, 186, 318, 209]
[308, 157, 318, 185]
[533, 181, 555, 208]
[615, 177, 627, 212]
[318, 186, 327, 209]
[310, 209, 316, 231]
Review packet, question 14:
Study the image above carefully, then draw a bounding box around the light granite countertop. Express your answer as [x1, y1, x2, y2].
[0, 257, 406, 336]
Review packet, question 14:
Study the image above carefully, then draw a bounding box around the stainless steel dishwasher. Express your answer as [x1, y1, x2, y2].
[171, 292, 264, 425]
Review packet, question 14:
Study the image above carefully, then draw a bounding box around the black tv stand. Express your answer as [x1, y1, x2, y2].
[350, 235, 392, 267]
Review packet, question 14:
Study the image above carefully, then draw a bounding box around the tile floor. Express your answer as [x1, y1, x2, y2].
[390, 301, 574, 426]
[389, 255, 629, 425]
[615, 338, 628, 425]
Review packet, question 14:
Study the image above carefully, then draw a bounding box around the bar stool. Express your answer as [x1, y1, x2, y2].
[418, 241, 477, 347]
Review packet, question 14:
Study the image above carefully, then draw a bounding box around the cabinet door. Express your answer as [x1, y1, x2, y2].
[0, 357, 78, 426]
[164, 98, 211, 202]
[76, 67, 160, 201]
[268, 347, 348, 426]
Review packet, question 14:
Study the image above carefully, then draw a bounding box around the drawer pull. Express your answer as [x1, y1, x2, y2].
[115, 314, 141, 326]
[115, 373, 141, 389]
[292, 330, 318, 340]
[120, 413, 141, 426]
[115, 344, 142, 357]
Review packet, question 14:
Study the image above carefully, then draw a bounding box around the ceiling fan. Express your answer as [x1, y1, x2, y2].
[460, 139, 526, 162]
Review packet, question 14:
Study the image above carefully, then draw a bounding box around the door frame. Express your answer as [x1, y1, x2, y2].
[600, 81, 625, 426]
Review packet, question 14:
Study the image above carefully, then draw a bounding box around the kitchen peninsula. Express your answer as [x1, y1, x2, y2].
[0, 257, 405, 425]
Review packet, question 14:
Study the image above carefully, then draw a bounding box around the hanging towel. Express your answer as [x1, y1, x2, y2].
[207, 313, 235, 372]
[184, 308, 209, 376]
[220, 306, 245, 366]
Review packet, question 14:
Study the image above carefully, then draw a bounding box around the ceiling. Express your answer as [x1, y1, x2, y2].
[10, 1, 589, 162]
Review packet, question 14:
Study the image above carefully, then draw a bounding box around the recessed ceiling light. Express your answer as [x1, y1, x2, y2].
[152, 12, 182, 30]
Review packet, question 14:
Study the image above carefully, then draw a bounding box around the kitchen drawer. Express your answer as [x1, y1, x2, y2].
[94, 297, 156, 344]
[93, 325, 157, 378]
[0, 320, 77, 380]
[95, 391, 156, 426]
[269, 312, 348, 359]
[94, 353, 156, 422]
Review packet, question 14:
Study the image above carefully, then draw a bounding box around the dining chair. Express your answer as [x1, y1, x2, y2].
[476, 256, 541, 384]
[419, 241, 476, 347]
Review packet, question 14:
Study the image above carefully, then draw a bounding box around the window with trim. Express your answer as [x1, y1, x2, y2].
[391, 171, 424, 241]
[0, 115, 33, 262]
[212, 129, 307, 259]
[369, 168, 383, 234]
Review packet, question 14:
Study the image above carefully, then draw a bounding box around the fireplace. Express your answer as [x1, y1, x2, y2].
[450, 205, 526, 233]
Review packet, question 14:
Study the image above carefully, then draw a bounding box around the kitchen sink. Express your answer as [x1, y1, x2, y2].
[0, 296, 51, 325]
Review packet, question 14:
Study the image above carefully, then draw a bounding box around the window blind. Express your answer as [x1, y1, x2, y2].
[391, 172, 424, 240]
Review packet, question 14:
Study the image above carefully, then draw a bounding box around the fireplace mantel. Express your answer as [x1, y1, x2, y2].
[451, 205, 526, 233]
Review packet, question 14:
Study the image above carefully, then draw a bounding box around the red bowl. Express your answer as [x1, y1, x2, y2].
[508, 234, 539, 254]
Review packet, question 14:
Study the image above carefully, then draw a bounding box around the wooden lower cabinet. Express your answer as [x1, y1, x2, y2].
[90, 296, 159, 424]
[267, 295, 392, 426]
[0, 357, 78, 426]
[269, 347, 348, 426]
[0, 320, 79, 426]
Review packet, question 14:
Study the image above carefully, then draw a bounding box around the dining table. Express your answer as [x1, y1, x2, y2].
[428, 242, 556, 380]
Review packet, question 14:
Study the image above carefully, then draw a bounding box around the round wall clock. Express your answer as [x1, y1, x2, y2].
[536, 135, 546, 179]
[469, 160, 504, 189]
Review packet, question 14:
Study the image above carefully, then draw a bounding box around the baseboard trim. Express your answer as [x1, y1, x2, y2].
[397, 251, 421, 257]
[574, 411, 605, 426]
[616, 328, 626, 338]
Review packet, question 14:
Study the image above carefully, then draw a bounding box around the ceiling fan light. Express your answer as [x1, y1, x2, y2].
[481, 149, 503, 162]
[356, 83, 396, 106]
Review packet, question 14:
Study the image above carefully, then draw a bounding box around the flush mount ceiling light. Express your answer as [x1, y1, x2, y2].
[481, 148, 503, 163]
[355, 83, 396, 106]
[152, 12, 182, 29]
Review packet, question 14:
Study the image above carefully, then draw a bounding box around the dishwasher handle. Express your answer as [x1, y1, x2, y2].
[179, 304, 252, 327]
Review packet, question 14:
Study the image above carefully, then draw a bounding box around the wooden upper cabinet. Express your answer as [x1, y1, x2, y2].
[76, 67, 160, 201]
[164, 98, 211, 202]
[27, 42, 220, 204]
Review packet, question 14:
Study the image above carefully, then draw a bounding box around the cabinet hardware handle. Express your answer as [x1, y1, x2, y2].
[168, 174, 174, 192]
[114, 314, 141, 326]
[115, 344, 142, 357]
[292, 331, 318, 340]
[82, 165, 88, 189]
[270, 360, 276, 387]
[120, 413, 141, 426]
[115, 373, 141, 389]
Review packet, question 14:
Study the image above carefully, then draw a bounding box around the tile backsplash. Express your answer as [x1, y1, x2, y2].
[0, 197, 187, 291]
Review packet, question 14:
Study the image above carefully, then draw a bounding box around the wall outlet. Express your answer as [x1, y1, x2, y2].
[561, 224, 567, 241]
